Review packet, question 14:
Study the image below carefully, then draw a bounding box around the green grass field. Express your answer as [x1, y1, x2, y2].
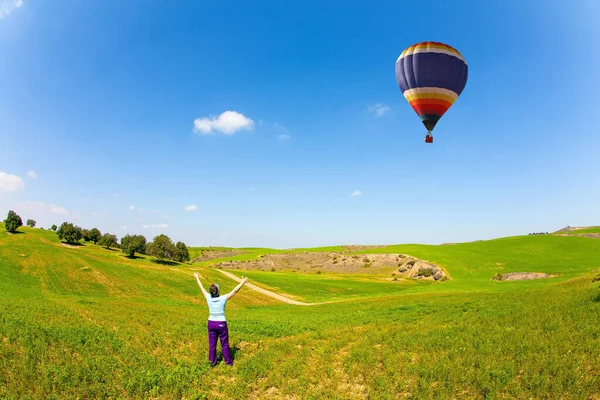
[2, 224, 600, 399]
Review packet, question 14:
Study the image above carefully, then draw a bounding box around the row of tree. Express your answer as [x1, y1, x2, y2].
[3, 210, 190, 263]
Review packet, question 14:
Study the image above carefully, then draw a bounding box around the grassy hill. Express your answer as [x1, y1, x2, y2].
[554, 226, 600, 235]
[1, 224, 600, 399]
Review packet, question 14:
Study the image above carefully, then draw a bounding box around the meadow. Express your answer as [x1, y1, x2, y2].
[1, 224, 599, 399]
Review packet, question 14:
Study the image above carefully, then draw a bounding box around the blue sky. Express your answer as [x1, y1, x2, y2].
[1, 0, 599, 248]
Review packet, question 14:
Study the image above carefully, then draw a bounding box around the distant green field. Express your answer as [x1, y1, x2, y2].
[558, 226, 600, 235]
[2, 223, 600, 399]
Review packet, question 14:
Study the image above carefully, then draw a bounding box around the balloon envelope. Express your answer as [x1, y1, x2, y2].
[395, 41, 468, 133]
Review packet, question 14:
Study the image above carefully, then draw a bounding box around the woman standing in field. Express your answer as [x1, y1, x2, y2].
[194, 272, 248, 366]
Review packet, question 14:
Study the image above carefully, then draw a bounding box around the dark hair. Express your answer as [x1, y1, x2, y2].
[209, 284, 219, 298]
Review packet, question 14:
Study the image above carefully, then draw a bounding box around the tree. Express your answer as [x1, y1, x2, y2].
[81, 229, 91, 242]
[56, 222, 83, 244]
[120, 234, 147, 257]
[146, 234, 177, 261]
[175, 241, 190, 262]
[4, 210, 23, 233]
[89, 228, 101, 244]
[98, 233, 118, 249]
[50, 224, 57, 231]
[26, 219, 36, 228]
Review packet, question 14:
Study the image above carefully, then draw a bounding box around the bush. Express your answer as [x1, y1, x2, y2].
[492, 273, 505, 281]
[56, 222, 83, 244]
[4, 210, 23, 233]
[50, 224, 57, 231]
[417, 269, 433, 277]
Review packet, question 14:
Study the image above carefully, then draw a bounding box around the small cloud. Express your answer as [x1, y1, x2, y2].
[351, 190, 363, 197]
[274, 123, 292, 140]
[91, 212, 98, 216]
[26, 170, 37, 179]
[143, 223, 168, 229]
[0, 171, 25, 192]
[120, 225, 128, 230]
[368, 104, 390, 117]
[49, 204, 69, 215]
[184, 204, 198, 211]
[0, 0, 23, 18]
[128, 205, 135, 211]
[193, 110, 254, 135]
[161, 215, 172, 220]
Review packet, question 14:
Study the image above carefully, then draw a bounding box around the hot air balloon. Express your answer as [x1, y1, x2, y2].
[395, 41, 468, 143]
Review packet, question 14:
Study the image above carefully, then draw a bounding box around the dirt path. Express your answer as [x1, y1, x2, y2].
[215, 269, 331, 306]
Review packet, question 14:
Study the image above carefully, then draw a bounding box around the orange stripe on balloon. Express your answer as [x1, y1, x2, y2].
[409, 98, 452, 108]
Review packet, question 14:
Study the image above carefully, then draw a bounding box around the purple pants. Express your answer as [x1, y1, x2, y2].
[208, 320, 232, 365]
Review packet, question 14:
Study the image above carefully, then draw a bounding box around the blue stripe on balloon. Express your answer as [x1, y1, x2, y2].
[396, 52, 468, 95]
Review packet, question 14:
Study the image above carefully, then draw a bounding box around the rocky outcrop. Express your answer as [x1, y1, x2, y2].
[491, 272, 557, 281]
[396, 257, 448, 281]
[212, 252, 449, 281]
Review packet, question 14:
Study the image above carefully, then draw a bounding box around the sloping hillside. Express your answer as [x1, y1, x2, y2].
[2, 224, 600, 399]
[553, 225, 600, 238]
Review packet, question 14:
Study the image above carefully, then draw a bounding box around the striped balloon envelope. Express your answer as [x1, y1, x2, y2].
[395, 41, 468, 143]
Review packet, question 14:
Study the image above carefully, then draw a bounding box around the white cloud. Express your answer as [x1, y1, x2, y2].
[0, 172, 25, 192]
[121, 225, 128, 230]
[193, 111, 254, 135]
[351, 190, 363, 197]
[49, 204, 69, 215]
[274, 123, 292, 140]
[184, 204, 198, 211]
[143, 223, 168, 229]
[368, 103, 390, 117]
[19, 201, 69, 216]
[91, 212, 98, 216]
[26, 170, 37, 179]
[0, 0, 23, 18]
[128, 205, 135, 211]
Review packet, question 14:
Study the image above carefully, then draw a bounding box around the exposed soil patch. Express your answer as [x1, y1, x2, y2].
[213, 252, 448, 281]
[555, 233, 600, 239]
[193, 249, 247, 262]
[60, 243, 84, 248]
[342, 245, 387, 252]
[491, 272, 558, 281]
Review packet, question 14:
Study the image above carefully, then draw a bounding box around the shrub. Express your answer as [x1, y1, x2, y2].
[417, 269, 433, 277]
